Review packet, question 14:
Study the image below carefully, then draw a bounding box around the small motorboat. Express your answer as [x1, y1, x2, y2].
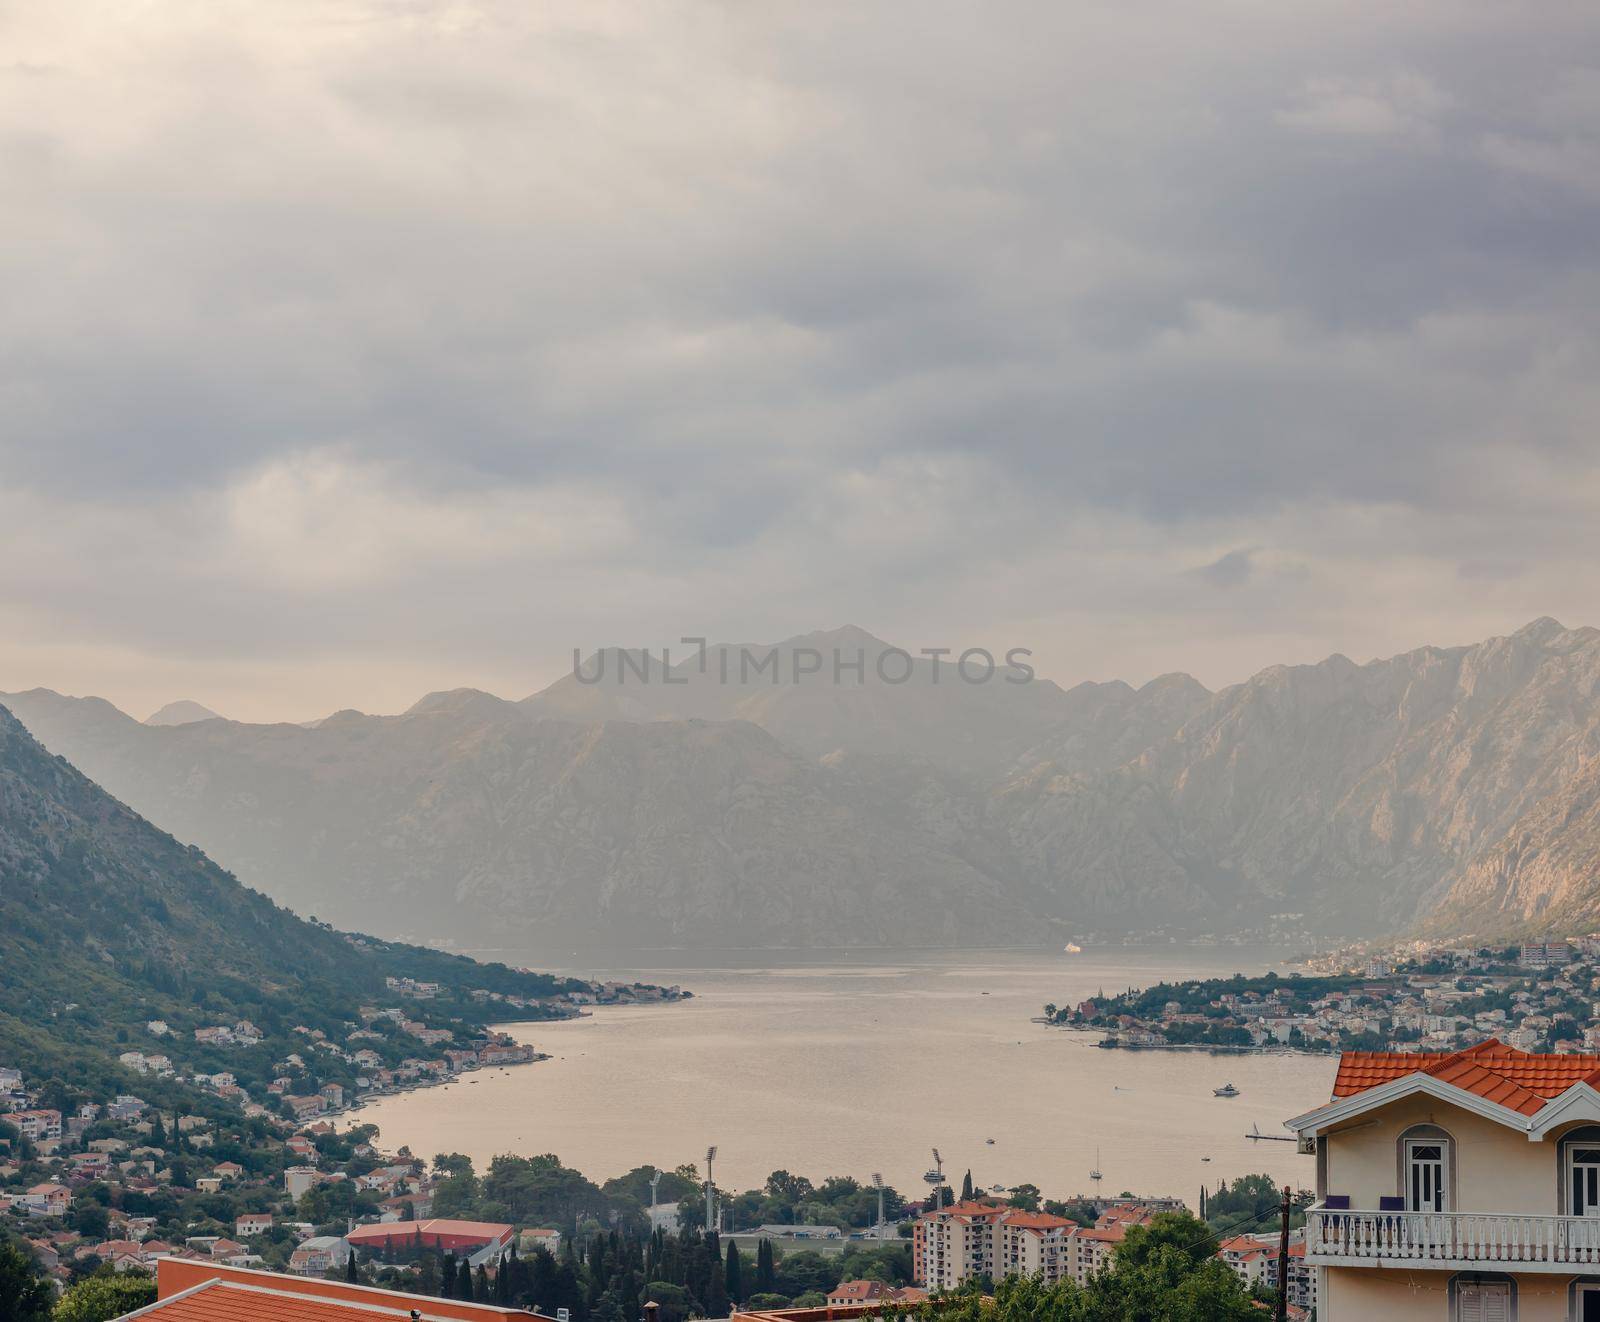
[985, 1137, 996, 1145]
[1213, 1083, 1240, 1098]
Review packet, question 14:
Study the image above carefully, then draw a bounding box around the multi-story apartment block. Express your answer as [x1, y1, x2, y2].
[914, 1200, 1008, 1289]
[1288, 1040, 1600, 1321]
[997, 1210, 1076, 1281]
[915, 1198, 1157, 1290]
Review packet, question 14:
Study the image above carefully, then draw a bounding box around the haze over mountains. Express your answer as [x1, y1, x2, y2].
[7, 619, 1600, 949]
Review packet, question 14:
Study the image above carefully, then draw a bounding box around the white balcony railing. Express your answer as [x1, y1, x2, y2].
[1308, 1205, 1600, 1271]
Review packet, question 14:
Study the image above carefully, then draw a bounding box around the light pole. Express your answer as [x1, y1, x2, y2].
[705, 1146, 718, 1234]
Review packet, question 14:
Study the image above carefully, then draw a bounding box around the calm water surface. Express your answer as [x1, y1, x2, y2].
[355, 946, 1335, 1205]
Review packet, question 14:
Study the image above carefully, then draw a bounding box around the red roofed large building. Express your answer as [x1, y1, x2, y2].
[1286, 1040, 1600, 1321]
[120, 1258, 552, 1321]
[345, 1219, 514, 1263]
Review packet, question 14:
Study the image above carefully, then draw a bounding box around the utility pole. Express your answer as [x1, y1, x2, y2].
[1274, 1184, 1291, 1322]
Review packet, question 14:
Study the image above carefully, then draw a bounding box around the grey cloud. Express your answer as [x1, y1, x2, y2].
[1191, 548, 1259, 590]
[2, 2, 1600, 716]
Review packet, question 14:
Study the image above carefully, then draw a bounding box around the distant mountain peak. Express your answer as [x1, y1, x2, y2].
[772, 624, 896, 653]
[1513, 616, 1567, 642]
[404, 688, 514, 718]
[145, 699, 223, 726]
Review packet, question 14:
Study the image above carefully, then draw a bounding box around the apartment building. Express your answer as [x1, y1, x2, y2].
[914, 1198, 1154, 1290]
[1287, 1039, 1600, 1321]
[1066, 1203, 1156, 1284]
[913, 1200, 1008, 1289]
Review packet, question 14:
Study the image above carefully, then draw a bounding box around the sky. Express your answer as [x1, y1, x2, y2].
[4, 1, 1600, 723]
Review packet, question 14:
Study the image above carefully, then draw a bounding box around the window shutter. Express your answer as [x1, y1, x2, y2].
[1458, 1283, 1510, 1322]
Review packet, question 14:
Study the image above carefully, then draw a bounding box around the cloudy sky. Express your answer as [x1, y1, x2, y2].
[4, 1, 1600, 722]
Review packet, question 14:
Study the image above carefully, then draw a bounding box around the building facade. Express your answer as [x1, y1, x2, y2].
[1287, 1040, 1600, 1321]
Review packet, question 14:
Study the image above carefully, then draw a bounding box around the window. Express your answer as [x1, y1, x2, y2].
[1456, 1281, 1510, 1322]
[1406, 1138, 1448, 1212]
[1452, 1273, 1514, 1321]
[1573, 1148, 1600, 1217]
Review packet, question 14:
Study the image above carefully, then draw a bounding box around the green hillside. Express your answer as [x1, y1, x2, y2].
[0, 701, 586, 1106]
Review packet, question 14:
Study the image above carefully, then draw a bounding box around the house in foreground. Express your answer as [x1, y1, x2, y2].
[1287, 1039, 1600, 1321]
[111, 1258, 550, 1320]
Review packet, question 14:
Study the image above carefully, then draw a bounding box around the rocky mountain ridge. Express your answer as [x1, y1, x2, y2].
[8, 619, 1600, 946]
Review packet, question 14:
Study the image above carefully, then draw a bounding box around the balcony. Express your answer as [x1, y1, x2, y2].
[1307, 1204, 1600, 1273]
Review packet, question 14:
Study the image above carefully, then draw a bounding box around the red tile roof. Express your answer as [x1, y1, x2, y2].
[1332, 1039, 1600, 1115]
[999, 1211, 1075, 1231]
[920, 1199, 1009, 1222]
[151, 1261, 538, 1321]
[345, 1219, 513, 1246]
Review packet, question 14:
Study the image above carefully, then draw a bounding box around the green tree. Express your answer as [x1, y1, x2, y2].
[430, 1154, 481, 1219]
[960, 1170, 974, 1201]
[641, 1282, 691, 1322]
[1115, 1212, 1217, 1271]
[0, 1243, 53, 1322]
[53, 1272, 157, 1322]
[1006, 1184, 1041, 1212]
[724, 1240, 743, 1304]
[754, 1237, 775, 1294]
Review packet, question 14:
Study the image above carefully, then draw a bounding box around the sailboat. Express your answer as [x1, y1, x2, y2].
[1089, 1148, 1103, 1183]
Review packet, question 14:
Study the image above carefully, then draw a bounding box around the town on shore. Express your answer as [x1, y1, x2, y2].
[1048, 934, 1600, 1056]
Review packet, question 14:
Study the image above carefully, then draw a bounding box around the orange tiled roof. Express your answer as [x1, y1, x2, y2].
[154, 1261, 538, 1321]
[1332, 1039, 1600, 1116]
[1000, 1211, 1075, 1231]
[346, 1218, 512, 1244]
[134, 1279, 516, 1320]
[922, 1199, 1009, 1221]
[829, 1281, 889, 1300]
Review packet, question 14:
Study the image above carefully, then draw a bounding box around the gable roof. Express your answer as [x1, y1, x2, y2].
[1333, 1040, 1600, 1114]
[1291, 1040, 1600, 1139]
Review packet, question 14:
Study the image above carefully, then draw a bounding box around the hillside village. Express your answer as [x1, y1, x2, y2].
[0, 979, 685, 1294]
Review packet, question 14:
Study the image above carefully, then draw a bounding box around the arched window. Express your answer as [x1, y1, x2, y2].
[1398, 1123, 1454, 1213]
[1559, 1127, 1600, 1217]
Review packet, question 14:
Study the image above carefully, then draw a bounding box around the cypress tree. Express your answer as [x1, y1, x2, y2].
[496, 1253, 510, 1304]
[474, 1264, 490, 1301]
[441, 1252, 457, 1298]
[961, 1170, 974, 1201]
[724, 1240, 742, 1304]
[457, 1258, 473, 1299]
[755, 1238, 775, 1294]
[345, 1251, 359, 1284]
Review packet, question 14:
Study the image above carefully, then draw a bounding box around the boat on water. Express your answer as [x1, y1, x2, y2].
[1213, 1082, 1240, 1097]
[1063, 942, 1083, 954]
[985, 1137, 995, 1145]
[1089, 1148, 1103, 1183]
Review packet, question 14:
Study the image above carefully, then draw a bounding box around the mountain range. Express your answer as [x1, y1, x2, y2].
[6, 618, 1600, 949]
